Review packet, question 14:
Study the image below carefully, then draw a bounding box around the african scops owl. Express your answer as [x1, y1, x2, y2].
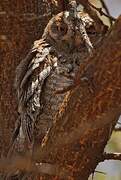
[9, 9, 100, 155]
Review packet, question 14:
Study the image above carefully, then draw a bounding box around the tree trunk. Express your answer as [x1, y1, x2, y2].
[1, 1, 121, 180]
[0, 0, 56, 156]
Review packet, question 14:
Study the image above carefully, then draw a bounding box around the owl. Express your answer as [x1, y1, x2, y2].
[8, 9, 100, 157]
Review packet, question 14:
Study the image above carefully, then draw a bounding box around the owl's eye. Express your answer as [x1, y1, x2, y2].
[86, 25, 96, 35]
[59, 25, 68, 35]
[51, 22, 68, 36]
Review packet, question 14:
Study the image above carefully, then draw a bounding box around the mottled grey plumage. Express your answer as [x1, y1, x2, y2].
[9, 10, 98, 155]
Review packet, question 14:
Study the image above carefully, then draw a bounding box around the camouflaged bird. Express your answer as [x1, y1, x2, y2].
[8, 9, 101, 155]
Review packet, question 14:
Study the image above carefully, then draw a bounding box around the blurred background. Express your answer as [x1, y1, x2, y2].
[89, 1, 121, 179]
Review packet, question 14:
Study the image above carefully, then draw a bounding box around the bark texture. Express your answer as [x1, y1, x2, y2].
[0, 0, 121, 180]
[0, 0, 57, 155]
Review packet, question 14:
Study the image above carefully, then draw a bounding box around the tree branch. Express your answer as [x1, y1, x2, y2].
[102, 153, 121, 161]
[100, 0, 113, 25]
[88, 1, 116, 22]
[0, 156, 69, 178]
[114, 127, 121, 132]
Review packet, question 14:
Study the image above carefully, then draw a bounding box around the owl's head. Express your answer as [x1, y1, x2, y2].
[42, 11, 96, 50]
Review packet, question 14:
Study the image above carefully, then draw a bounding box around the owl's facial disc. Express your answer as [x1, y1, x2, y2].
[48, 12, 75, 42]
[48, 11, 95, 49]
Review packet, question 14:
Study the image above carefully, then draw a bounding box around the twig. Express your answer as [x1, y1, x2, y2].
[100, 0, 110, 17]
[92, 170, 106, 180]
[88, 1, 116, 22]
[102, 152, 121, 161]
[100, 0, 113, 25]
[95, 170, 106, 175]
[114, 127, 121, 132]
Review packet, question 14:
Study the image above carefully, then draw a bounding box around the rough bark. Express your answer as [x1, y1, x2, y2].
[1, 0, 121, 180]
[0, 0, 58, 156]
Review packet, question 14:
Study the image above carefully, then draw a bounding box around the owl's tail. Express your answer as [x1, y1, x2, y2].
[4, 116, 33, 180]
[7, 117, 21, 157]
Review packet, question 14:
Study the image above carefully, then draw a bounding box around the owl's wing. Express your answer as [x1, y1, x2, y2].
[13, 39, 56, 150]
[15, 39, 51, 100]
